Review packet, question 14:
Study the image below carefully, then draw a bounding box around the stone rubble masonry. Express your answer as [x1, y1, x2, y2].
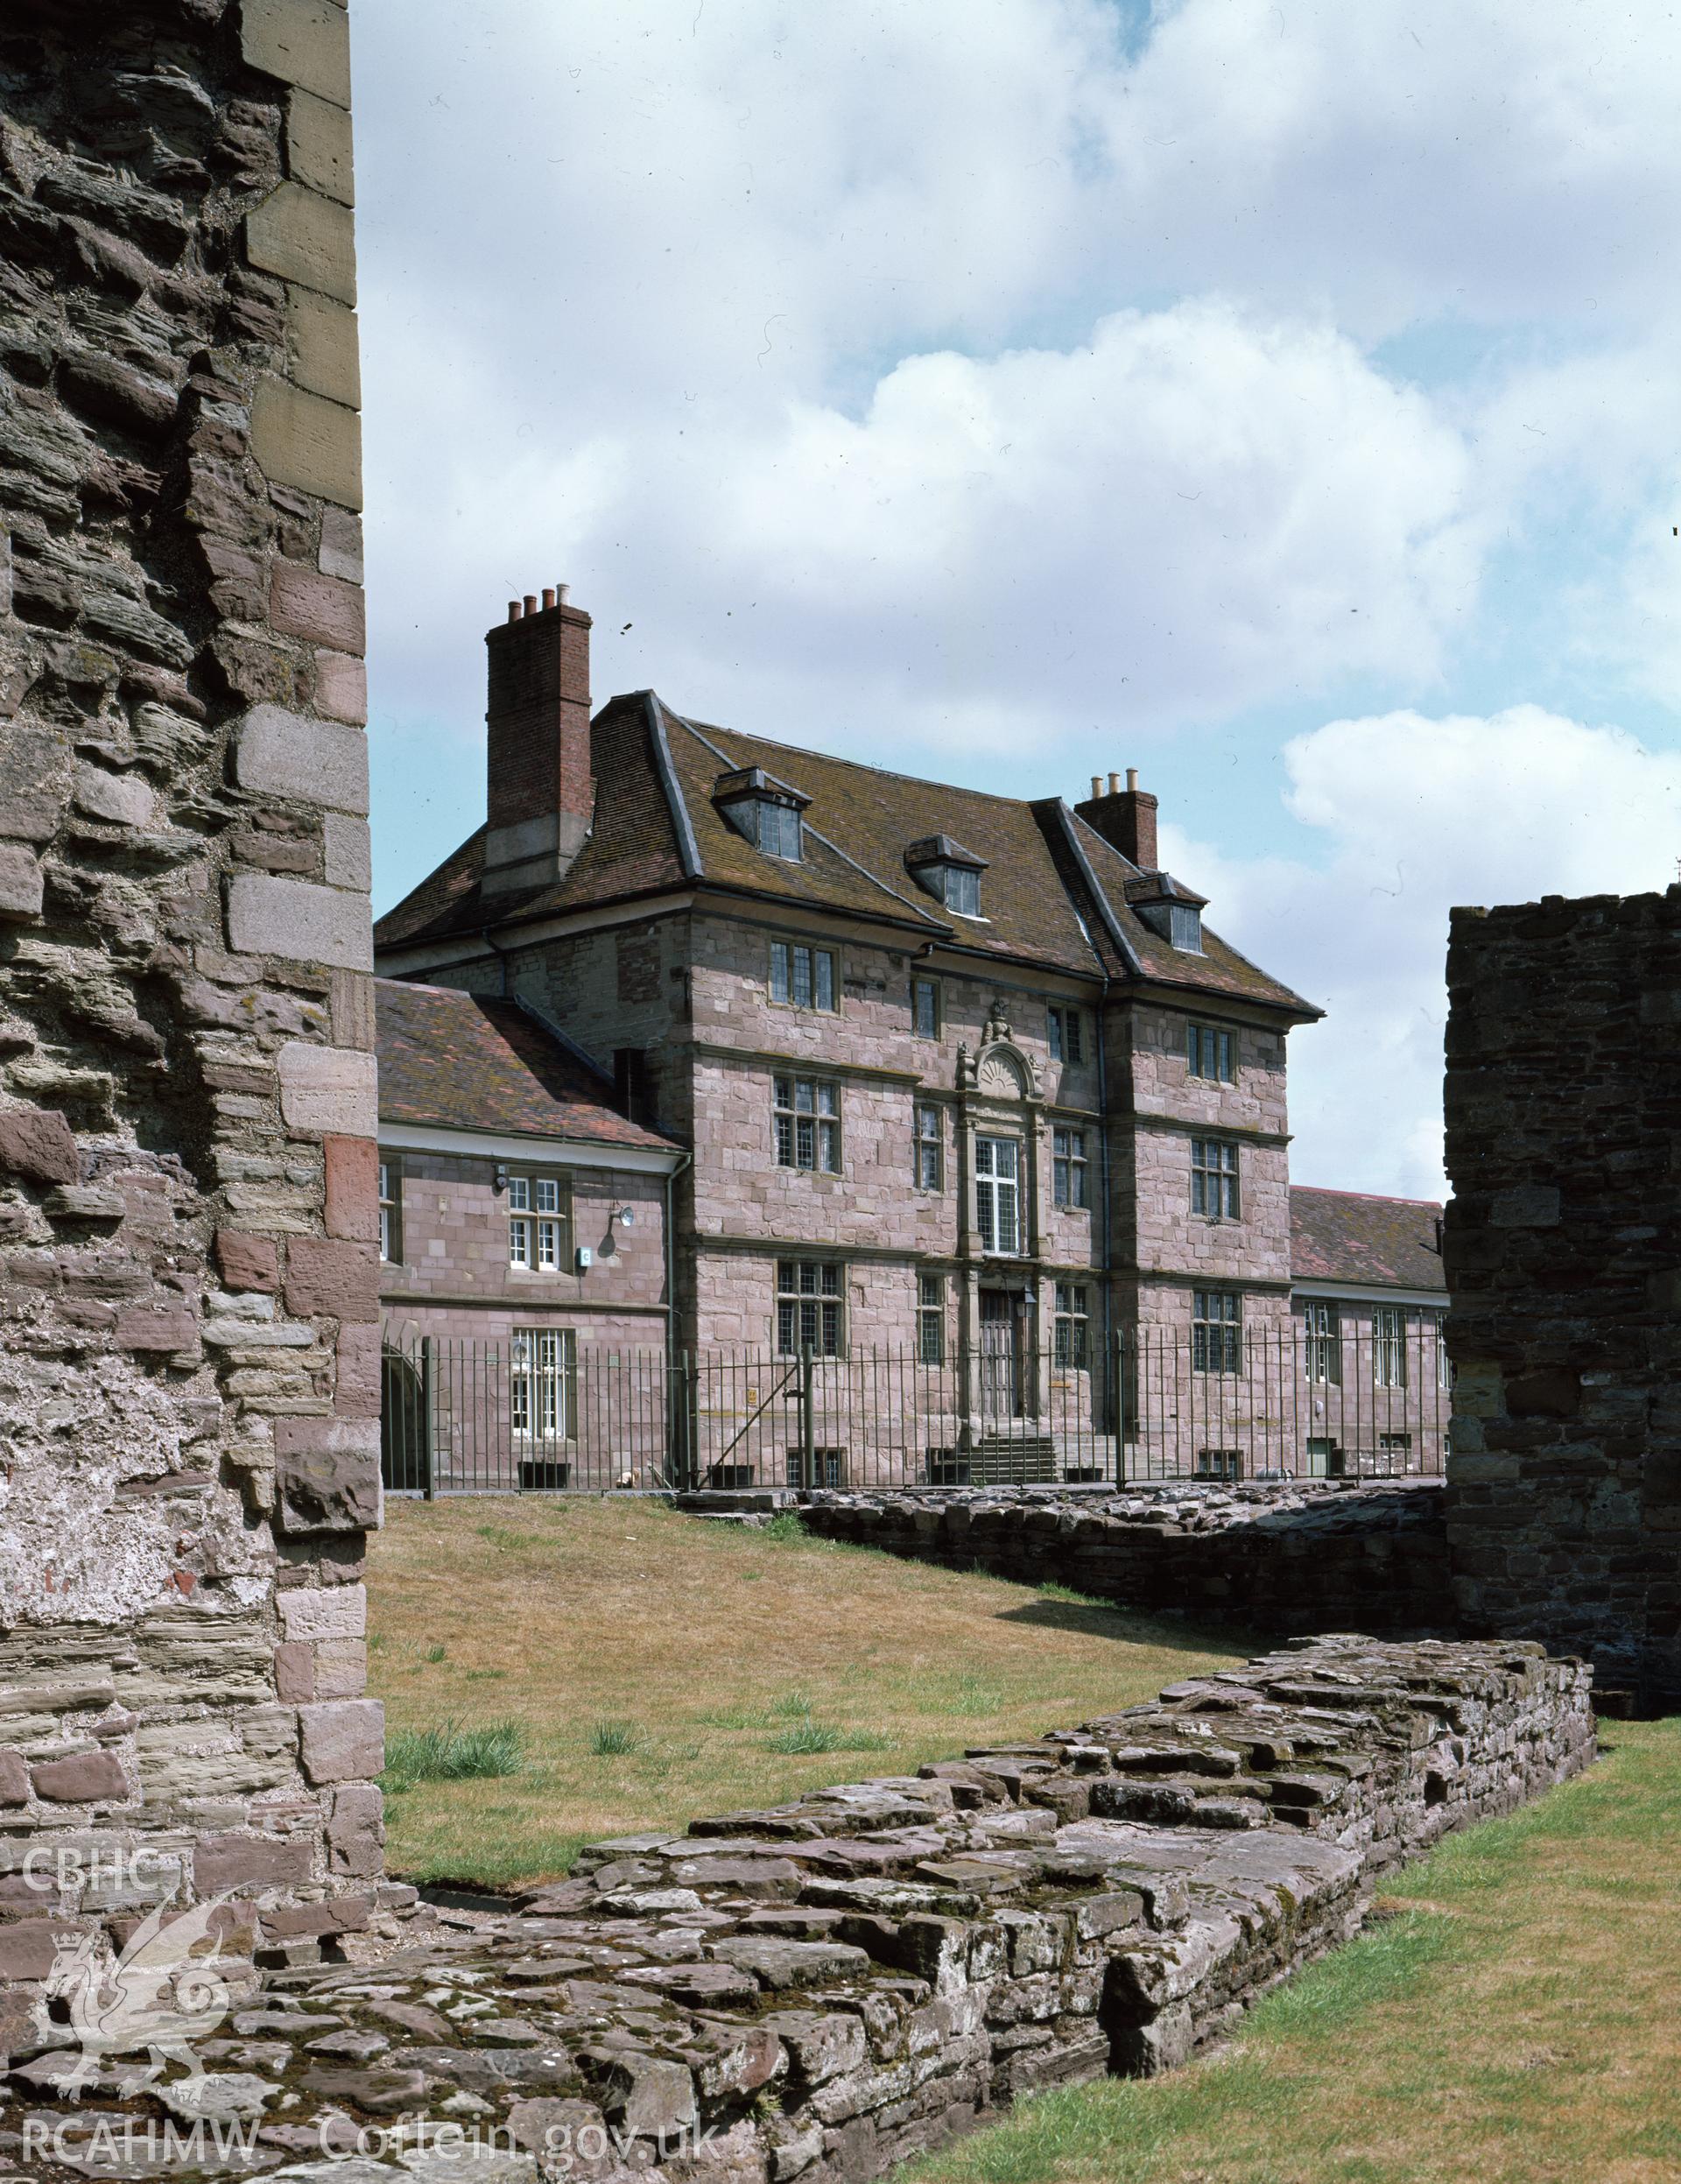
[1444, 890, 1681, 1712]
[0, 1635, 1595, 2180]
[716, 1479, 1453, 1638]
[0, 0, 383, 1978]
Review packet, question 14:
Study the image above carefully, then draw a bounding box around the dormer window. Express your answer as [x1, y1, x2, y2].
[714, 766, 809, 863]
[1143, 902, 1202, 951]
[905, 835, 988, 919]
[1125, 872, 1206, 955]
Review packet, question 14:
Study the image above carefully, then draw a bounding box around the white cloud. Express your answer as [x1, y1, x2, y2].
[354, 0, 1681, 933]
[1168, 708, 1681, 1200]
[553, 299, 1480, 753]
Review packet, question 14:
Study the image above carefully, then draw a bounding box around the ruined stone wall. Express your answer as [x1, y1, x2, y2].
[0, 0, 385, 1972]
[1, 1636, 1594, 2177]
[1444, 890, 1681, 1711]
[774, 1479, 1452, 1638]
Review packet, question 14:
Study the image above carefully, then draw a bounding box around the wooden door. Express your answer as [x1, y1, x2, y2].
[979, 1290, 1024, 1420]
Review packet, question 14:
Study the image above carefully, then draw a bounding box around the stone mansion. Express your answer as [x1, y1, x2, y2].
[373, 586, 1448, 1481]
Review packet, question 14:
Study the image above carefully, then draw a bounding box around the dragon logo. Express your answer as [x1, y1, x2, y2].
[42, 1896, 238, 2099]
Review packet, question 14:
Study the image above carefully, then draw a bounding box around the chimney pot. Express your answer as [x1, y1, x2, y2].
[557, 582, 570, 604]
[1073, 765, 1159, 872]
[483, 583, 594, 896]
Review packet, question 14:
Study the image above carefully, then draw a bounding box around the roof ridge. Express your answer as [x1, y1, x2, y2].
[644, 693, 705, 882]
[674, 710, 1074, 814]
[1292, 1185, 1445, 1208]
[1038, 800, 1140, 977]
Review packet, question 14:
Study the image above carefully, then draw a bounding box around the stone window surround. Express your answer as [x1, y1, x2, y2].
[503, 1166, 574, 1272]
[914, 1101, 944, 1192]
[1304, 1297, 1340, 1383]
[772, 1072, 841, 1174]
[511, 1325, 578, 1443]
[1375, 1303, 1408, 1388]
[1191, 1134, 1241, 1221]
[1052, 1124, 1089, 1210]
[974, 1131, 1023, 1256]
[1047, 1001, 1084, 1065]
[776, 1258, 844, 1355]
[1192, 1286, 1243, 1373]
[1053, 1280, 1090, 1367]
[917, 1272, 946, 1363]
[769, 934, 837, 1013]
[1186, 1018, 1238, 1082]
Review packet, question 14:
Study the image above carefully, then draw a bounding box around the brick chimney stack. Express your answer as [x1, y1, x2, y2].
[1075, 766, 1158, 871]
[482, 584, 593, 896]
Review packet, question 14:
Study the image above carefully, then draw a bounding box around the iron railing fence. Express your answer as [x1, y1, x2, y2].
[381, 1324, 1450, 1497]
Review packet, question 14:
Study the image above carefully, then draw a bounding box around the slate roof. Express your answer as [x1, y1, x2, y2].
[1291, 1187, 1447, 1293]
[375, 979, 679, 1153]
[375, 693, 1319, 1018]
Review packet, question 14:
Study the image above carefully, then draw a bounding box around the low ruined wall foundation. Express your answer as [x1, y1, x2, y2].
[742, 1479, 1453, 1639]
[1, 1635, 1593, 2180]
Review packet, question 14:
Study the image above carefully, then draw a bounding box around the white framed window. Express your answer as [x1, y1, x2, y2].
[511, 1328, 573, 1441]
[773, 1074, 840, 1173]
[1053, 1282, 1089, 1368]
[1195, 1448, 1242, 1480]
[1052, 1126, 1088, 1208]
[1375, 1305, 1407, 1388]
[915, 1103, 943, 1191]
[1048, 1004, 1083, 1065]
[918, 1273, 945, 1364]
[1186, 1022, 1235, 1082]
[974, 1135, 1020, 1255]
[377, 1159, 400, 1264]
[777, 1259, 843, 1355]
[912, 975, 940, 1039]
[1191, 1138, 1240, 1219]
[1427, 1308, 1454, 1390]
[507, 1172, 571, 1270]
[1380, 1431, 1412, 1456]
[1192, 1289, 1241, 1375]
[1304, 1300, 1340, 1384]
[770, 940, 836, 1011]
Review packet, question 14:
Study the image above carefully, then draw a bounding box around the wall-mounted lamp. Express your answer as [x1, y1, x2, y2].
[493, 1165, 509, 1195]
[615, 1206, 636, 1229]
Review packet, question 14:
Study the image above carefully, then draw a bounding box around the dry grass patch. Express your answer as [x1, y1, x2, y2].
[366, 1495, 1250, 1887]
[910, 1717, 1681, 2184]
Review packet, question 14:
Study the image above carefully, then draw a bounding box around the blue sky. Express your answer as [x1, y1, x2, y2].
[350, 1, 1681, 1198]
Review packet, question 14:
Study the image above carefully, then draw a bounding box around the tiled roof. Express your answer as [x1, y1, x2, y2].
[374, 694, 1319, 1018]
[375, 980, 679, 1153]
[1291, 1187, 1447, 1293]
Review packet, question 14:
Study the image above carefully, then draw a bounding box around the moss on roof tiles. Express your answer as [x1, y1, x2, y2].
[373, 694, 1318, 1017]
[1291, 1187, 1447, 1292]
[375, 980, 679, 1152]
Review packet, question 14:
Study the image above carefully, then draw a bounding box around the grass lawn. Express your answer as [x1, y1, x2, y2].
[365, 1494, 1251, 1887]
[909, 1716, 1681, 2184]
